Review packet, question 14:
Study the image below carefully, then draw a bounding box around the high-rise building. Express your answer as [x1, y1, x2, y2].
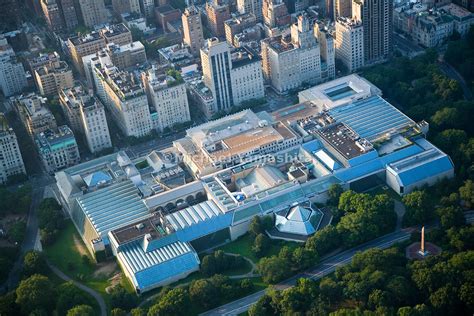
[206, 0, 231, 38]
[182, 6, 205, 55]
[41, 0, 65, 32]
[335, 17, 364, 72]
[262, 14, 327, 94]
[262, 0, 291, 34]
[92, 61, 152, 137]
[79, 0, 108, 28]
[140, 0, 155, 17]
[34, 55, 74, 96]
[59, 0, 79, 31]
[237, 0, 263, 20]
[334, 0, 352, 18]
[326, 0, 334, 20]
[314, 22, 336, 81]
[142, 66, 191, 131]
[60, 86, 112, 153]
[352, 0, 392, 64]
[35, 125, 80, 173]
[0, 39, 27, 97]
[0, 113, 26, 184]
[112, 0, 141, 15]
[200, 38, 265, 116]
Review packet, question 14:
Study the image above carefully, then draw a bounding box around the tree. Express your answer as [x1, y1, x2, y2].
[15, 274, 55, 314]
[252, 233, 270, 257]
[257, 256, 291, 284]
[131, 307, 146, 316]
[23, 251, 47, 277]
[319, 278, 342, 304]
[111, 308, 127, 316]
[8, 221, 26, 243]
[109, 285, 137, 311]
[437, 205, 465, 229]
[147, 288, 189, 316]
[188, 279, 218, 308]
[0, 291, 19, 316]
[56, 282, 91, 316]
[402, 191, 433, 226]
[249, 216, 263, 236]
[66, 305, 95, 316]
[328, 183, 344, 206]
[292, 247, 317, 270]
[38, 198, 63, 231]
[431, 107, 460, 130]
[305, 225, 341, 255]
[459, 180, 474, 208]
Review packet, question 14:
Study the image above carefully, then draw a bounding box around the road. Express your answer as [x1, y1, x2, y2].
[201, 229, 413, 315]
[393, 33, 424, 58]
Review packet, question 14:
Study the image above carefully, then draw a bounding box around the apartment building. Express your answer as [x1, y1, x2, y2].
[92, 62, 152, 137]
[206, 0, 231, 38]
[79, 0, 108, 28]
[314, 22, 336, 81]
[262, 14, 327, 94]
[36, 125, 80, 173]
[237, 0, 263, 20]
[41, 0, 65, 32]
[182, 6, 205, 55]
[112, 0, 141, 15]
[100, 23, 133, 46]
[60, 86, 112, 153]
[0, 113, 26, 184]
[69, 32, 106, 75]
[59, 0, 79, 31]
[142, 66, 191, 131]
[334, 0, 352, 18]
[13, 93, 57, 138]
[335, 17, 364, 71]
[0, 39, 27, 97]
[34, 56, 74, 96]
[352, 0, 393, 64]
[224, 13, 257, 47]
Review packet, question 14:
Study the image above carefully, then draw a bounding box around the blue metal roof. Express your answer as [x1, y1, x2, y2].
[76, 180, 150, 237]
[83, 171, 112, 187]
[329, 96, 415, 141]
[118, 240, 199, 291]
[396, 156, 453, 187]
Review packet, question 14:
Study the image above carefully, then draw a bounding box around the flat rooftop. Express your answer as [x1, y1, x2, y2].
[317, 123, 366, 159]
[110, 213, 167, 245]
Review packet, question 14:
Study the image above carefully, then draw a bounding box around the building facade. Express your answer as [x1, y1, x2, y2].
[92, 63, 153, 137]
[0, 114, 26, 184]
[34, 57, 74, 96]
[335, 17, 364, 71]
[41, 0, 65, 32]
[79, 0, 108, 28]
[0, 39, 27, 97]
[182, 6, 205, 55]
[237, 0, 263, 20]
[36, 125, 80, 173]
[352, 0, 392, 64]
[206, 0, 231, 38]
[13, 93, 57, 138]
[142, 66, 191, 131]
[69, 32, 107, 75]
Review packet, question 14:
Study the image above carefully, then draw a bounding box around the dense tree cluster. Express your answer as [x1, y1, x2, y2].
[200, 250, 246, 276]
[445, 26, 474, 86]
[37, 198, 64, 245]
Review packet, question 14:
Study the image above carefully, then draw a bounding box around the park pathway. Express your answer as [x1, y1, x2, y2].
[46, 260, 107, 316]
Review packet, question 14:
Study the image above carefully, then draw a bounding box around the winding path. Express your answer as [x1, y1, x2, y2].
[46, 260, 107, 316]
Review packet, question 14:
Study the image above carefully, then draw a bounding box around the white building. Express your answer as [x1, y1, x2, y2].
[0, 39, 27, 97]
[0, 114, 26, 184]
[261, 14, 329, 94]
[60, 86, 112, 153]
[142, 66, 191, 131]
[237, 0, 263, 21]
[92, 62, 152, 138]
[200, 39, 265, 117]
[335, 17, 364, 72]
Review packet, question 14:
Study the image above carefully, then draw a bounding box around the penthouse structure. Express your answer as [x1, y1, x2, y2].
[141, 66, 191, 131]
[0, 114, 26, 184]
[36, 125, 80, 173]
[55, 74, 454, 293]
[13, 93, 57, 137]
[59, 86, 112, 153]
[261, 14, 331, 94]
[92, 61, 152, 137]
[33, 54, 74, 96]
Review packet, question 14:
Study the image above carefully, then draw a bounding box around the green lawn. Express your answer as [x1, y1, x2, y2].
[44, 221, 115, 301]
[216, 233, 300, 264]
